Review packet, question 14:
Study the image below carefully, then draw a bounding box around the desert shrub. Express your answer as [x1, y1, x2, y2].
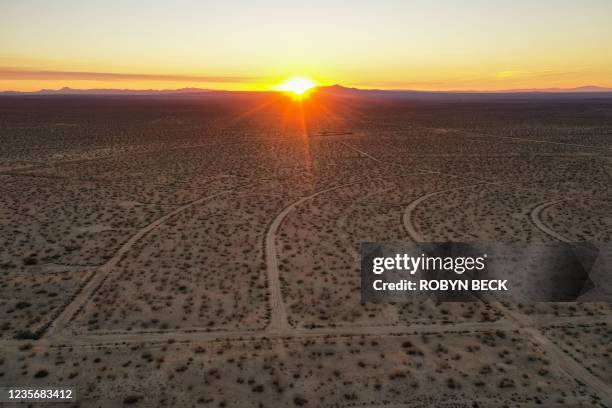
[123, 395, 140, 404]
[34, 369, 49, 378]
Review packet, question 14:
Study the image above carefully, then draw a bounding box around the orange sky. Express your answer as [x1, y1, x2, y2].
[2, 0, 612, 92]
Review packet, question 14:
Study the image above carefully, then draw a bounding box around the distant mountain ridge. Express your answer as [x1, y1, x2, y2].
[0, 86, 214, 95]
[318, 84, 612, 94]
[497, 85, 612, 93]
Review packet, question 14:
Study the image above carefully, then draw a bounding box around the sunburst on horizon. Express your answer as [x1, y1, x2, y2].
[274, 76, 318, 99]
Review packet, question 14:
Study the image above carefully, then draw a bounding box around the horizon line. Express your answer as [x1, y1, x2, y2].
[1, 84, 612, 95]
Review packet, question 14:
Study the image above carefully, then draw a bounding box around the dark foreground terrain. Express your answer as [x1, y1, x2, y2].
[1, 92, 612, 407]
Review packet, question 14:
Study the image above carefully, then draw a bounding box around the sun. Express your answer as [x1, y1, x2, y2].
[274, 76, 318, 99]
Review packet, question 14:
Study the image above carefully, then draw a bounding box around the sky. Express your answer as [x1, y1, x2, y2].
[1, 0, 612, 91]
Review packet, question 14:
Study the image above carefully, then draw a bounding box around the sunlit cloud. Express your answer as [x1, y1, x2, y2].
[495, 69, 583, 81]
[0, 68, 260, 83]
[495, 70, 529, 80]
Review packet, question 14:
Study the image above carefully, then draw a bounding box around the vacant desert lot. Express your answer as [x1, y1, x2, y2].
[1, 92, 611, 406]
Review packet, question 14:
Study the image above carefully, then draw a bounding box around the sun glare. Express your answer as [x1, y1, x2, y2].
[274, 76, 318, 98]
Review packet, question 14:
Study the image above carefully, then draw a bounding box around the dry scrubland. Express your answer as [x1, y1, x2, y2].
[545, 323, 612, 385]
[76, 189, 288, 333]
[0, 331, 599, 407]
[1, 93, 612, 406]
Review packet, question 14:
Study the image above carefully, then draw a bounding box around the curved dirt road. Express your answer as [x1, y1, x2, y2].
[46, 181, 267, 341]
[402, 183, 484, 241]
[529, 199, 570, 242]
[265, 178, 386, 332]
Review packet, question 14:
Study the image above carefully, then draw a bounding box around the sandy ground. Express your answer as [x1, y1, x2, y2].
[1, 93, 612, 406]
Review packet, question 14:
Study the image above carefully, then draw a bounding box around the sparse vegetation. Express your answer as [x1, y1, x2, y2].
[1, 94, 611, 406]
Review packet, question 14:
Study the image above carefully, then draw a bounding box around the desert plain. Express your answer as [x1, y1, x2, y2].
[0, 90, 612, 407]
